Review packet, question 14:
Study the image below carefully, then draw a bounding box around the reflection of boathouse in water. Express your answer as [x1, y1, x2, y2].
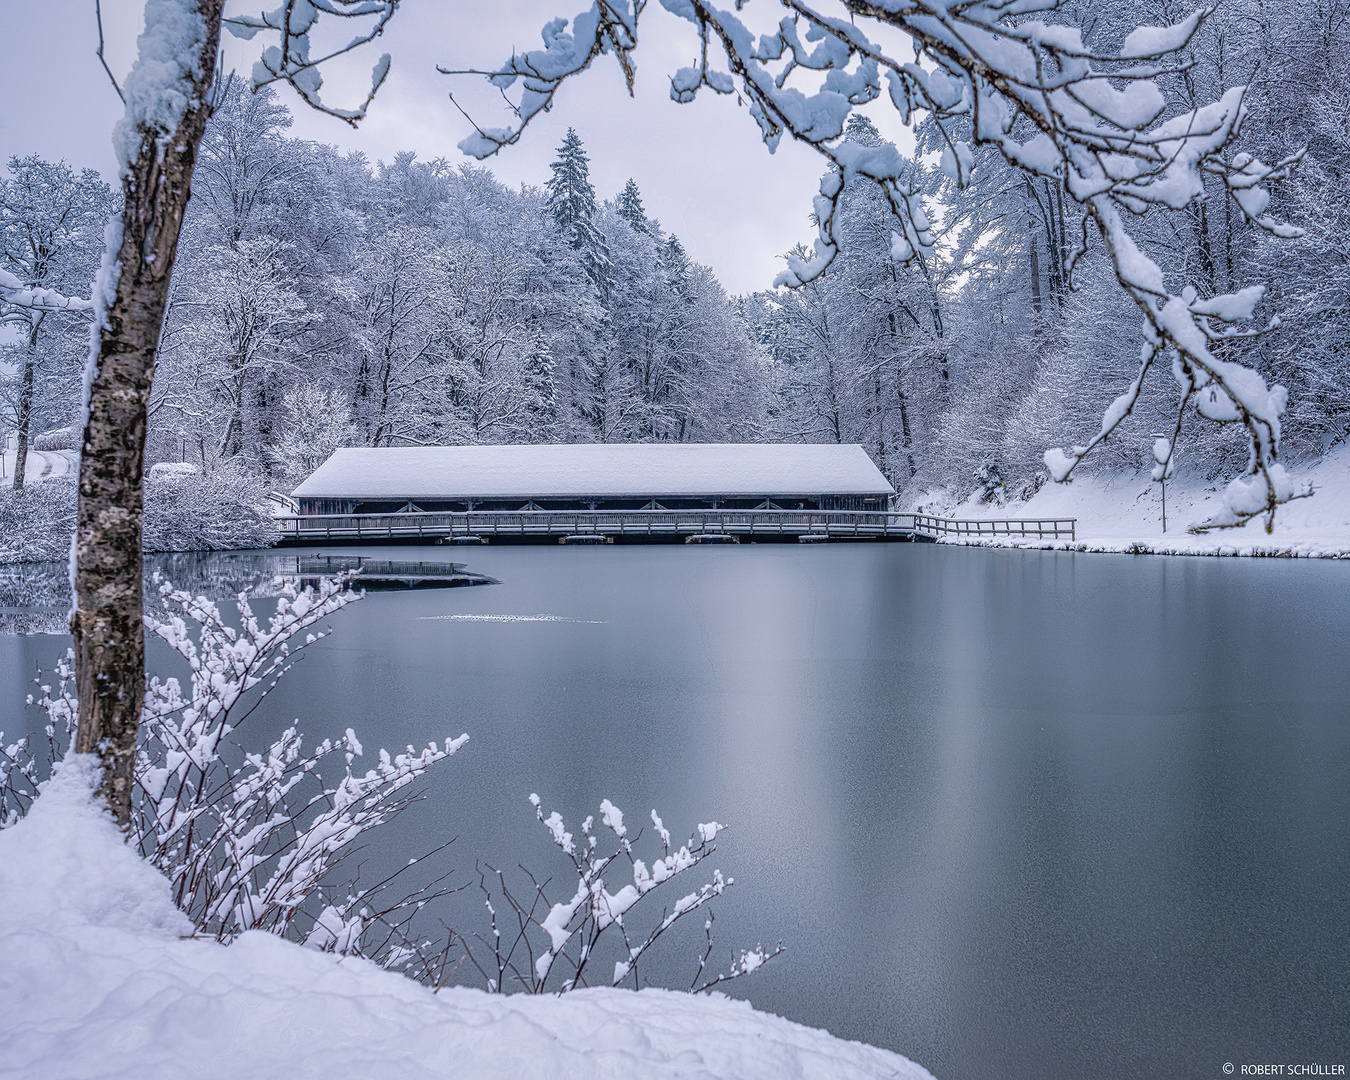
[291, 444, 895, 516]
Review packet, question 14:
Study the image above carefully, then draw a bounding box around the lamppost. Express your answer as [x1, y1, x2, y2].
[1150, 433, 1167, 533]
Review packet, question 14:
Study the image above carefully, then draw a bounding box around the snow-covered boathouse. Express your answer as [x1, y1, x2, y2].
[291, 443, 894, 516]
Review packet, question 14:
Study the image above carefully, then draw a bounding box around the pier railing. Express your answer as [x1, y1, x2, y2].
[279, 508, 917, 541]
[277, 508, 1076, 544]
[910, 514, 1076, 540]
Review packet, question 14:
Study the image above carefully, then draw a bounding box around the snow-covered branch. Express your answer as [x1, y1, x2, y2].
[439, 3, 640, 158]
[225, 0, 397, 127]
[456, 0, 1305, 528]
[458, 794, 779, 994]
[0, 267, 92, 314]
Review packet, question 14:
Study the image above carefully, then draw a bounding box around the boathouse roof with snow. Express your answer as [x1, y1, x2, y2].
[291, 444, 895, 514]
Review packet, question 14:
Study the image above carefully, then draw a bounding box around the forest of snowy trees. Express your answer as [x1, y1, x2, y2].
[3, 0, 1348, 518]
[1, 88, 761, 499]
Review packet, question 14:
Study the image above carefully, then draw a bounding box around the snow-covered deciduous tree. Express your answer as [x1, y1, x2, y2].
[192, 80, 300, 247]
[268, 383, 360, 486]
[349, 224, 444, 447]
[73, 0, 229, 823]
[0, 157, 114, 489]
[74, 0, 396, 824]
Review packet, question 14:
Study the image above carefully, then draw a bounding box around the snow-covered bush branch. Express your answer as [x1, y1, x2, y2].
[457, 1, 1305, 529]
[2, 574, 469, 973]
[142, 461, 280, 552]
[457, 793, 781, 994]
[134, 573, 466, 953]
[0, 481, 78, 564]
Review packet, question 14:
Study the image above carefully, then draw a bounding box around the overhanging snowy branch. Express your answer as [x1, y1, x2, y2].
[453, 0, 1306, 529]
[226, 0, 398, 127]
[0, 267, 92, 314]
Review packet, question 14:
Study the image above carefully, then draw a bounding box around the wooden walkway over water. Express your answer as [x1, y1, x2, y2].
[277, 509, 1075, 545]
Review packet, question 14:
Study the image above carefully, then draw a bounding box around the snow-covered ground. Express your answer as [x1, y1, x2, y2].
[0, 758, 935, 1080]
[912, 446, 1350, 558]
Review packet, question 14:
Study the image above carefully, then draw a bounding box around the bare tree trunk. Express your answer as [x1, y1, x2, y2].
[1052, 183, 1070, 306]
[11, 317, 40, 491]
[73, 0, 225, 825]
[896, 384, 916, 479]
[885, 309, 917, 480]
[1028, 235, 1043, 317]
[873, 372, 886, 475]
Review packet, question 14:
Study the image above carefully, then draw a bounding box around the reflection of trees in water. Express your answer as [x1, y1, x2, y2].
[0, 554, 322, 636]
[0, 566, 75, 635]
[0, 553, 491, 635]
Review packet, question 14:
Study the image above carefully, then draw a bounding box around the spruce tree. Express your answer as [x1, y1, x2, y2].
[522, 332, 557, 429]
[546, 128, 599, 247]
[545, 128, 610, 297]
[843, 114, 883, 146]
[662, 234, 691, 298]
[617, 178, 648, 232]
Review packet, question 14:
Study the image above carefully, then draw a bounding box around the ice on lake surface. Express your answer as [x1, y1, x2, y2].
[2, 542, 1347, 1080]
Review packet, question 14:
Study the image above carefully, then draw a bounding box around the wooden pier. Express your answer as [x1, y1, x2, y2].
[277, 509, 1075, 545]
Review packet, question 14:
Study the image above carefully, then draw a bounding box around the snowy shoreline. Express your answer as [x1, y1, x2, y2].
[912, 445, 1350, 561]
[930, 534, 1350, 559]
[0, 759, 936, 1080]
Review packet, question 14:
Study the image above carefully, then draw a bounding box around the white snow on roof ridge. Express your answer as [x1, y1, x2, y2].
[292, 443, 896, 500]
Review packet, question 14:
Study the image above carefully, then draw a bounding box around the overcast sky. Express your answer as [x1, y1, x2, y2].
[0, 0, 920, 295]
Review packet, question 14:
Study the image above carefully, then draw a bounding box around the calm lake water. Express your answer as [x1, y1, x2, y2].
[3, 542, 1348, 1079]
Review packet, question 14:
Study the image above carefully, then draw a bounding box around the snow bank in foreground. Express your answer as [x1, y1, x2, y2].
[913, 446, 1350, 558]
[0, 758, 934, 1080]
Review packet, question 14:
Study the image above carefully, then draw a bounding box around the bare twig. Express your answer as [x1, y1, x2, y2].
[94, 0, 126, 105]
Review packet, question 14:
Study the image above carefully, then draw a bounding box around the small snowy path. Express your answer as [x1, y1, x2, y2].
[0, 435, 77, 485]
[0, 759, 935, 1080]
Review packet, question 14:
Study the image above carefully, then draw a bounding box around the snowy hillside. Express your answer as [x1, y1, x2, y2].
[0, 757, 935, 1080]
[912, 447, 1350, 557]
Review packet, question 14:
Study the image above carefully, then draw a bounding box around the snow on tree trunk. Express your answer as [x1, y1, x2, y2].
[73, 0, 226, 825]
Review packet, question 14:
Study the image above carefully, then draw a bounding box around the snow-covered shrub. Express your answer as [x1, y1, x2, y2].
[3, 573, 774, 994]
[143, 460, 279, 552]
[0, 462, 278, 564]
[0, 480, 76, 563]
[135, 576, 469, 958]
[147, 461, 199, 480]
[458, 795, 781, 994]
[3, 575, 467, 972]
[974, 460, 1004, 505]
[32, 425, 76, 451]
